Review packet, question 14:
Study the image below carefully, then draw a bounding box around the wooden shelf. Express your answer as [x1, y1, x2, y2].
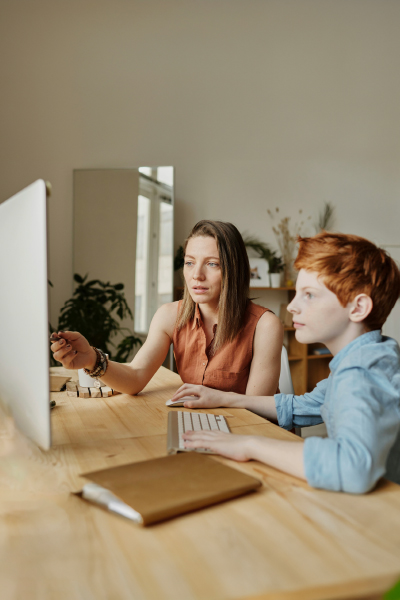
[308, 354, 332, 360]
[288, 355, 303, 362]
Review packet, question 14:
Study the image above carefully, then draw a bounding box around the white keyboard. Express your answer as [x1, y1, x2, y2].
[167, 411, 230, 454]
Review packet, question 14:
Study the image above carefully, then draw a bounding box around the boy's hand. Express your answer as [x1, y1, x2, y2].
[50, 331, 96, 371]
[170, 383, 229, 408]
[183, 430, 253, 462]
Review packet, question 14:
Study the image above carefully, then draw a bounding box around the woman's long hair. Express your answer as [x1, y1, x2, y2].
[177, 220, 250, 353]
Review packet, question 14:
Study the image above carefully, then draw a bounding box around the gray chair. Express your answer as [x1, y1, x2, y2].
[279, 345, 294, 394]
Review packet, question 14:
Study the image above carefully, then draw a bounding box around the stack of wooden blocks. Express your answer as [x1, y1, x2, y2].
[66, 381, 117, 398]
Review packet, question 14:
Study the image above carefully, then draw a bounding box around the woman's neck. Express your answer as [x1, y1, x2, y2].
[198, 301, 218, 328]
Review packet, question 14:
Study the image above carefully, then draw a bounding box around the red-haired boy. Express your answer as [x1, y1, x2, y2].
[173, 232, 400, 493]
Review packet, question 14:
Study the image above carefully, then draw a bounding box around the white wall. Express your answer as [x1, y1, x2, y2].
[1, 0, 399, 325]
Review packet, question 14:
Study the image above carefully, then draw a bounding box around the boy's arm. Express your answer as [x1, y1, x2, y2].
[275, 378, 328, 429]
[303, 366, 400, 494]
[171, 377, 329, 427]
[183, 431, 306, 481]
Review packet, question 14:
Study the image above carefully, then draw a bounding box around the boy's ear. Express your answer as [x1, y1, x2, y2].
[349, 294, 373, 323]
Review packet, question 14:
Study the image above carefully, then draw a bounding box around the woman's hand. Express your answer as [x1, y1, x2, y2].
[183, 430, 253, 462]
[50, 331, 96, 371]
[170, 383, 233, 408]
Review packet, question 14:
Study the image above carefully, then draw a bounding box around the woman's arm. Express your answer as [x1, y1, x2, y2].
[170, 384, 279, 421]
[51, 302, 178, 396]
[245, 311, 284, 396]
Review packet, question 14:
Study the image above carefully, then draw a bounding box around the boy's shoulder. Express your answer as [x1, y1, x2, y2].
[336, 333, 400, 379]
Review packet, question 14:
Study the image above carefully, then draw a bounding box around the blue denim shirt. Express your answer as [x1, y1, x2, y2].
[275, 331, 400, 493]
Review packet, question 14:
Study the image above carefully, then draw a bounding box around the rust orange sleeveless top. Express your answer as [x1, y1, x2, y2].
[172, 301, 270, 394]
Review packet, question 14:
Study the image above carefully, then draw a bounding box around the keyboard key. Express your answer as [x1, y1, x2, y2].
[208, 414, 220, 430]
[215, 416, 230, 433]
[192, 414, 202, 431]
[200, 414, 209, 429]
[183, 412, 192, 430]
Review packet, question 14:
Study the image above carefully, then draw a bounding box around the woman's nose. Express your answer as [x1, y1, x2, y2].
[193, 266, 205, 281]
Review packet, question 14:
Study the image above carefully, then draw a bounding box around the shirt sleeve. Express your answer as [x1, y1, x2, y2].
[274, 377, 328, 430]
[304, 366, 400, 494]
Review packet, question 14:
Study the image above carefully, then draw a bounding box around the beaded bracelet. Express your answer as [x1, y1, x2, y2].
[84, 347, 109, 385]
[84, 347, 101, 375]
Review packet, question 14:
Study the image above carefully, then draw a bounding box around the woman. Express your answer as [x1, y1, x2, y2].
[51, 220, 283, 397]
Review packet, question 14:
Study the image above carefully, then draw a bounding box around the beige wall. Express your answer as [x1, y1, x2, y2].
[1, 0, 400, 325]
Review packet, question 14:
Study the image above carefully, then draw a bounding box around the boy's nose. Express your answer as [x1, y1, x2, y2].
[287, 299, 298, 314]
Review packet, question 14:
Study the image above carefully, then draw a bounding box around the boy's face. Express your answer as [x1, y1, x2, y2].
[287, 269, 353, 352]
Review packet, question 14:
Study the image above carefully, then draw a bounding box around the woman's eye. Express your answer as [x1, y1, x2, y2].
[208, 262, 219, 268]
[184, 261, 193, 267]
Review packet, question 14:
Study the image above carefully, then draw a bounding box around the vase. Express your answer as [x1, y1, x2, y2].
[270, 273, 281, 288]
[283, 261, 297, 288]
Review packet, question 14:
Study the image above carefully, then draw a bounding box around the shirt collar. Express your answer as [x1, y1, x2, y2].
[192, 303, 202, 330]
[329, 330, 382, 372]
[191, 304, 218, 334]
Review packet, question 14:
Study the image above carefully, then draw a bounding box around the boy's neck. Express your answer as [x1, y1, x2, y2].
[326, 323, 369, 356]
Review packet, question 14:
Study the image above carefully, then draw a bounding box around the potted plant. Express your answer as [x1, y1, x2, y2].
[268, 255, 285, 288]
[54, 274, 142, 363]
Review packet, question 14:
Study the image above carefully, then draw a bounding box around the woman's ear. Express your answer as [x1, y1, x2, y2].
[349, 294, 373, 323]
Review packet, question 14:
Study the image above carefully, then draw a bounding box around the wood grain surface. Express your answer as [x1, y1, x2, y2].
[0, 366, 399, 600]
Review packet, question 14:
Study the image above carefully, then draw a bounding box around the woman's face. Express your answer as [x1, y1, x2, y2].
[183, 236, 222, 307]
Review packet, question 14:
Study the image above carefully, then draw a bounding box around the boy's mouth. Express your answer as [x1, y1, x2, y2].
[293, 321, 305, 328]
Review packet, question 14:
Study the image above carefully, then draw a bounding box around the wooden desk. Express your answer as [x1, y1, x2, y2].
[0, 366, 399, 600]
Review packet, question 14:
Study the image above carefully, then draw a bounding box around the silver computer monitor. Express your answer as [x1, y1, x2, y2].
[0, 179, 51, 449]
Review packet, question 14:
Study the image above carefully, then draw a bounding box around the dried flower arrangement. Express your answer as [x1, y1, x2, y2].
[267, 207, 311, 286]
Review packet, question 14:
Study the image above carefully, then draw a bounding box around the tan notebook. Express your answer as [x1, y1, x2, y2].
[76, 453, 262, 526]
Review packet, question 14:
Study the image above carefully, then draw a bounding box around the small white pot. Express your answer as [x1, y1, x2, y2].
[78, 369, 99, 388]
[270, 273, 282, 288]
[78, 353, 108, 388]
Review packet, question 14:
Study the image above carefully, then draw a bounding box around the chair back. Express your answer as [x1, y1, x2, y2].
[279, 346, 294, 394]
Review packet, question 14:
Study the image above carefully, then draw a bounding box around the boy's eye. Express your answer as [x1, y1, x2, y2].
[305, 292, 314, 299]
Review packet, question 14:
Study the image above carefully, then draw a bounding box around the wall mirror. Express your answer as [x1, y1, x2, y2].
[73, 167, 174, 343]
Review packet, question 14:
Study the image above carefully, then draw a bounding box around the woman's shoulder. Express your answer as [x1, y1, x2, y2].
[157, 300, 180, 319]
[247, 302, 283, 333]
[152, 301, 180, 336]
[247, 301, 268, 315]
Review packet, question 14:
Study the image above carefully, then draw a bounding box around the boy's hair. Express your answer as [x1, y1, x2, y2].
[295, 232, 400, 331]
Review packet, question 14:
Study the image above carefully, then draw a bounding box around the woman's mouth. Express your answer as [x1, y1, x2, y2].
[192, 286, 209, 294]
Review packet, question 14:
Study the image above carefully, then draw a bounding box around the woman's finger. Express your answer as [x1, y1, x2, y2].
[62, 349, 78, 368]
[183, 398, 205, 408]
[53, 344, 74, 363]
[58, 330, 81, 342]
[172, 385, 201, 400]
[50, 338, 67, 352]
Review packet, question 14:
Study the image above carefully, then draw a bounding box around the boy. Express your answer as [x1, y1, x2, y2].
[172, 232, 400, 493]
